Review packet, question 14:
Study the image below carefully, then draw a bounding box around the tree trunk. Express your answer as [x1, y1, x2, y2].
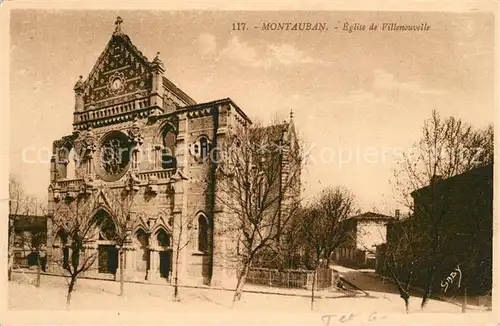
[232, 261, 250, 306]
[119, 249, 125, 296]
[66, 277, 76, 307]
[421, 265, 436, 309]
[310, 269, 317, 311]
[173, 244, 181, 302]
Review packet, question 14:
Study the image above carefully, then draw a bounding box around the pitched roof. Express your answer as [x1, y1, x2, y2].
[162, 76, 196, 106]
[350, 211, 394, 221]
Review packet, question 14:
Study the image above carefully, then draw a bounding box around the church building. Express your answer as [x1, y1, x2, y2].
[46, 17, 299, 287]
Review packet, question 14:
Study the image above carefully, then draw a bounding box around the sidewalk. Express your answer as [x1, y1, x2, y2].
[330, 265, 491, 311]
[12, 269, 354, 299]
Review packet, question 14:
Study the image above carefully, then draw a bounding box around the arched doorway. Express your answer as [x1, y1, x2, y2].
[94, 210, 118, 274]
[156, 229, 171, 279]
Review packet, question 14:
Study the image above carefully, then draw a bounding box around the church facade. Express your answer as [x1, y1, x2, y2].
[46, 17, 298, 287]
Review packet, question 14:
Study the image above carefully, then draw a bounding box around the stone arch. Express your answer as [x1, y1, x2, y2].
[91, 208, 119, 274]
[153, 226, 171, 248]
[158, 123, 177, 169]
[189, 135, 212, 162]
[92, 208, 118, 241]
[157, 120, 178, 137]
[133, 217, 149, 236]
[53, 229, 68, 246]
[58, 140, 77, 180]
[153, 226, 172, 279]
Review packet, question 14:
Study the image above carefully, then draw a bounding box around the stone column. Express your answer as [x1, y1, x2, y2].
[165, 111, 188, 285]
[73, 76, 84, 125]
[146, 245, 160, 281]
[123, 243, 135, 281]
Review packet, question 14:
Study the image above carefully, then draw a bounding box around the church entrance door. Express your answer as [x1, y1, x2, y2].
[159, 251, 171, 279]
[98, 245, 118, 274]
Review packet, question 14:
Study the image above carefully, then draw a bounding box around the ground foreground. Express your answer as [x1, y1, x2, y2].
[6, 272, 495, 326]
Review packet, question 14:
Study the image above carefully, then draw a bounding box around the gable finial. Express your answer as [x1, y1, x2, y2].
[114, 16, 124, 34]
[290, 109, 294, 121]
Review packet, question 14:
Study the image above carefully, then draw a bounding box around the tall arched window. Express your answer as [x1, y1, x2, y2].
[161, 130, 176, 169]
[94, 211, 117, 241]
[197, 214, 209, 253]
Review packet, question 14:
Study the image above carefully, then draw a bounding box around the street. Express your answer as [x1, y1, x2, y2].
[331, 265, 492, 311]
[7, 270, 488, 315]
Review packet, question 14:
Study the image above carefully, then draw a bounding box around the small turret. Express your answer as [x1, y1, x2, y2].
[73, 75, 85, 114]
[150, 52, 165, 111]
[113, 16, 124, 36]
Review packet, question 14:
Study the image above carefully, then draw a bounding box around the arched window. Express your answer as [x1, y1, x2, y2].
[197, 214, 209, 253]
[199, 137, 210, 160]
[94, 211, 117, 241]
[161, 130, 176, 169]
[156, 229, 170, 247]
[190, 136, 211, 163]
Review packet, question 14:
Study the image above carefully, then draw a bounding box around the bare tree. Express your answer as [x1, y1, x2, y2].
[50, 192, 101, 306]
[382, 218, 420, 313]
[214, 120, 302, 306]
[170, 179, 195, 302]
[16, 206, 48, 288]
[297, 186, 355, 311]
[392, 110, 494, 309]
[9, 175, 27, 281]
[102, 186, 136, 297]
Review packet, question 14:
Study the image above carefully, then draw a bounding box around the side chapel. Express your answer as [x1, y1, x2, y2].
[46, 17, 298, 286]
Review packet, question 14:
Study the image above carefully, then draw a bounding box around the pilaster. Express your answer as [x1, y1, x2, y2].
[146, 246, 161, 280]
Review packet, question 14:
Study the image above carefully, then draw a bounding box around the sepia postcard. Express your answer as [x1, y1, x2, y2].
[0, 1, 498, 325]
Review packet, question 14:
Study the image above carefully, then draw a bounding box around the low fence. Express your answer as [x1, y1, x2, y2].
[246, 267, 338, 290]
[12, 249, 39, 268]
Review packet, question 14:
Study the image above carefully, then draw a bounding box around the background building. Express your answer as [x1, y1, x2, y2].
[10, 215, 47, 268]
[333, 211, 395, 268]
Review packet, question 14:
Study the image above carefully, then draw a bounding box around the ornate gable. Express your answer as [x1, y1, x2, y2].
[82, 18, 153, 110]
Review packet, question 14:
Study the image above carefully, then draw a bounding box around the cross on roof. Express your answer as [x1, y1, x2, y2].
[114, 16, 123, 33]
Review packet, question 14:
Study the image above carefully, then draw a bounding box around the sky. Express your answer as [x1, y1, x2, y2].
[9, 9, 495, 215]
